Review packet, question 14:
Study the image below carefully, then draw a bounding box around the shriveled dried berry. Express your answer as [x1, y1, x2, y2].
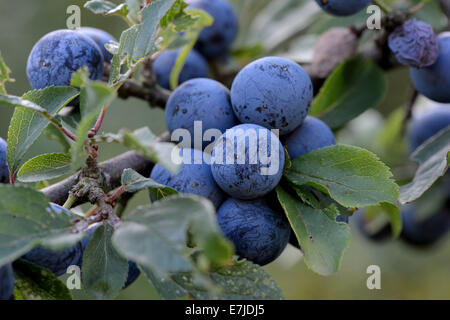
[388, 19, 439, 68]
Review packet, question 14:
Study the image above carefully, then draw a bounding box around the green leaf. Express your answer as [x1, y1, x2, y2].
[310, 57, 387, 129]
[16, 153, 72, 183]
[160, 0, 188, 28]
[112, 195, 233, 278]
[132, 0, 177, 60]
[108, 127, 180, 174]
[43, 125, 71, 153]
[169, 9, 213, 90]
[0, 51, 14, 94]
[276, 186, 350, 276]
[399, 127, 450, 204]
[84, 0, 117, 14]
[81, 223, 129, 300]
[373, 108, 408, 166]
[142, 259, 283, 300]
[121, 168, 178, 200]
[13, 260, 72, 300]
[109, 0, 177, 85]
[4, 87, 78, 174]
[71, 76, 116, 170]
[284, 145, 399, 208]
[0, 185, 84, 267]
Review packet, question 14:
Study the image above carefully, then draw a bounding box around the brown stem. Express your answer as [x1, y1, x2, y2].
[106, 185, 127, 204]
[41, 133, 170, 206]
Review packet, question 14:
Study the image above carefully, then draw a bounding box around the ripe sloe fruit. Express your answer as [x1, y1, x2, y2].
[315, 0, 371, 16]
[150, 148, 225, 208]
[231, 57, 313, 135]
[285, 116, 336, 160]
[211, 124, 285, 200]
[388, 19, 438, 68]
[408, 107, 450, 152]
[124, 261, 140, 288]
[186, 0, 238, 60]
[153, 49, 209, 90]
[77, 27, 116, 63]
[0, 263, 14, 300]
[400, 205, 450, 247]
[355, 209, 393, 242]
[27, 30, 104, 90]
[217, 198, 290, 266]
[410, 34, 450, 102]
[0, 138, 9, 184]
[165, 78, 236, 148]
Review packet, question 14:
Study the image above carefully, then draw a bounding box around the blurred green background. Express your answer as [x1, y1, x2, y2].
[0, 0, 449, 300]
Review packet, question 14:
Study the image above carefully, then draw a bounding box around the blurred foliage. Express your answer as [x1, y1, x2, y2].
[0, 0, 449, 299]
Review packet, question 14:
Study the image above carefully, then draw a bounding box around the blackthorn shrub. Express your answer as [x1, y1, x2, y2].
[217, 197, 290, 266]
[153, 49, 209, 90]
[211, 124, 285, 200]
[27, 30, 104, 90]
[231, 57, 313, 135]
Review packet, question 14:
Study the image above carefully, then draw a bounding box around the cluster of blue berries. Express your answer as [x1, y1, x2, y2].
[151, 51, 337, 265]
[357, 107, 450, 246]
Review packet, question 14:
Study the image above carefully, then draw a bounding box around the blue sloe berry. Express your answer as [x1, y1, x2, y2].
[186, 0, 238, 60]
[408, 107, 450, 152]
[217, 197, 290, 266]
[124, 261, 140, 288]
[0, 263, 14, 300]
[27, 29, 104, 90]
[150, 148, 225, 208]
[285, 116, 336, 160]
[211, 124, 285, 200]
[0, 138, 9, 184]
[153, 49, 209, 90]
[165, 78, 236, 148]
[231, 57, 313, 135]
[315, 0, 371, 16]
[76, 27, 116, 63]
[410, 33, 450, 102]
